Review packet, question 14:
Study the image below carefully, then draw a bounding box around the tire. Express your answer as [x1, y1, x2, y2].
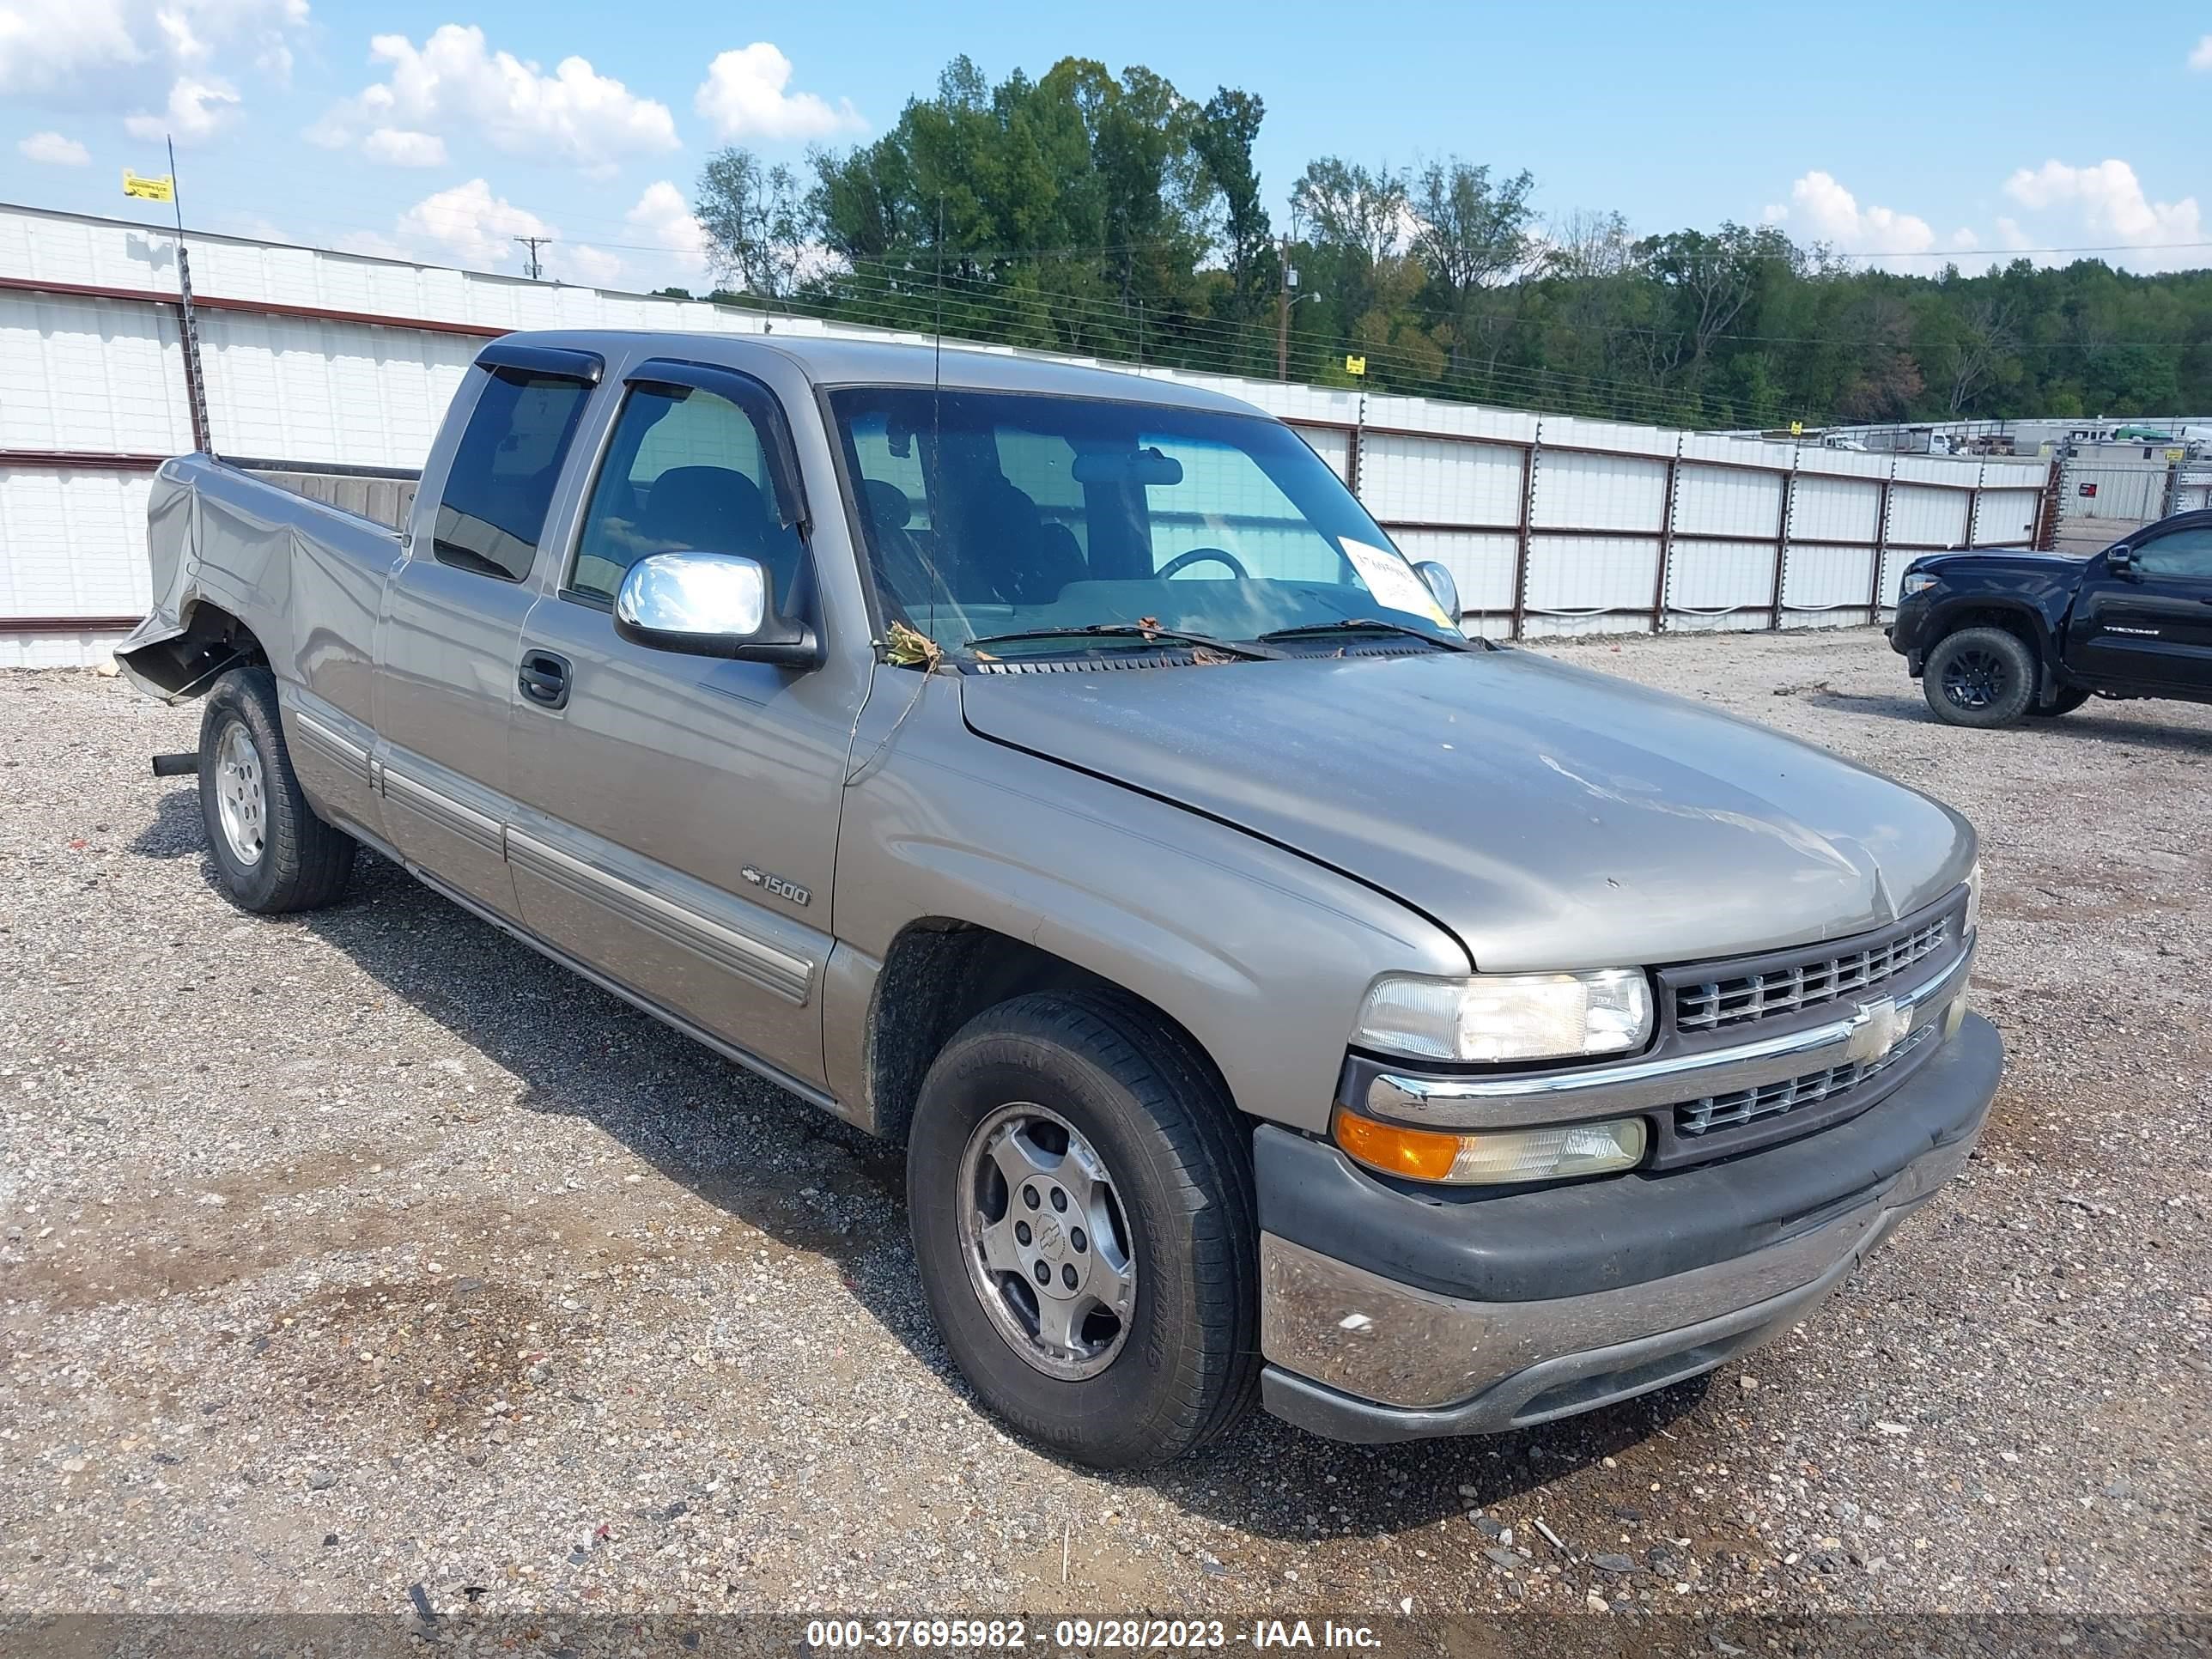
[1922, 625, 2038, 728]
[197, 666, 356, 913]
[2028, 687, 2092, 718]
[906, 990, 1259, 1469]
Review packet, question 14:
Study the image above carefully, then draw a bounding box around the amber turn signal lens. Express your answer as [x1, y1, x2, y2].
[1333, 1107, 1649, 1186]
[1331, 1109, 1466, 1182]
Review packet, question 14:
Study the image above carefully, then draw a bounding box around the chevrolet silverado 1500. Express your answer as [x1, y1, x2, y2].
[118, 332, 2002, 1468]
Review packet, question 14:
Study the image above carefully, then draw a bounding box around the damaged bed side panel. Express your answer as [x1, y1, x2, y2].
[114, 457, 402, 725]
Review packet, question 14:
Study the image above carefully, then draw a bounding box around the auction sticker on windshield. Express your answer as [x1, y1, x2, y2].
[1339, 538, 1455, 629]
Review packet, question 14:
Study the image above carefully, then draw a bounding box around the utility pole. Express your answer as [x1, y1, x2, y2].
[514, 235, 551, 281]
[1275, 237, 1295, 382]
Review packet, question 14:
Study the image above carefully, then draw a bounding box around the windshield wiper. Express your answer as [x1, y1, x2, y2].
[1257, 617, 1494, 653]
[963, 624, 1282, 661]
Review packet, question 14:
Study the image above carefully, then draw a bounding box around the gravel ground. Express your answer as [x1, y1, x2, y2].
[1, 629, 2206, 1631]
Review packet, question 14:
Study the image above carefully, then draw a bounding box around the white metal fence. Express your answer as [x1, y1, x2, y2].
[0, 203, 2052, 665]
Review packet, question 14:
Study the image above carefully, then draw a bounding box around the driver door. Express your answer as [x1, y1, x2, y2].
[2068, 522, 2212, 692]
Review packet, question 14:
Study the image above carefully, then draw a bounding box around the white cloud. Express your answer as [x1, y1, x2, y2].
[694, 43, 862, 143]
[312, 25, 677, 176]
[362, 126, 446, 167]
[0, 0, 305, 137]
[2190, 33, 2212, 70]
[394, 177, 553, 270]
[124, 73, 240, 143]
[2002, 158, 2203, 268]
[1768, 170, 1937, 266]
[625, 179, 708, 276]
[563, 243, 623, 285]
[17, 129, 91, 164]
[347, 178, 629, 288]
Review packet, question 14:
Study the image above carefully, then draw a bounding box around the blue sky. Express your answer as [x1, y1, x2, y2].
[4, 0, 2208, 291]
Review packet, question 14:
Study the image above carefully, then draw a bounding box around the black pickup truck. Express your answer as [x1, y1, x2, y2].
[1890, 509, 2212, 727]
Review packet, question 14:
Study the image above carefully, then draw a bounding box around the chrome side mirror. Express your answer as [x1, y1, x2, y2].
[613, 551, 818, 666]
[1413, 559, 1462, 623]
[2106, 544, 2134, 574]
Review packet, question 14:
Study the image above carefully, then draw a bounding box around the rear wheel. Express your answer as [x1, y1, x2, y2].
[1922, 625, 2037, 728]
[906, 991, 1258, 1469]
[197, 667, 356, 913]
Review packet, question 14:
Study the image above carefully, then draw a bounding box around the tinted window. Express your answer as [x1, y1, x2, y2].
[570, 383, 804, 610]
[2136, 526, 2212, 580]
[432, 370, 592, 582]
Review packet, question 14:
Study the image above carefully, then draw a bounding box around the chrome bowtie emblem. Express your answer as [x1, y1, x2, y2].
[1844, 995, 1913, 1066]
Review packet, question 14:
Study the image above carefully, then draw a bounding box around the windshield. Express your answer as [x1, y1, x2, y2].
[829, 387, 1462, 659]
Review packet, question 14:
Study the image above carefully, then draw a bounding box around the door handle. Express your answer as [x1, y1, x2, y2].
[518, 649, 571, 710]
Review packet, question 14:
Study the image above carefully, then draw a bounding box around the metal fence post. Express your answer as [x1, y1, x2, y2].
[1510, 422, 1540, 641]
[1652, 437, 1681, 635]
[1771, 457, 1796, 630]
[1867, 460, 1894, 620]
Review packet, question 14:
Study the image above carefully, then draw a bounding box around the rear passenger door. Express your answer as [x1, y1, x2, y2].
[506, 358, 865, 1090]
[376, 343, 600, 917]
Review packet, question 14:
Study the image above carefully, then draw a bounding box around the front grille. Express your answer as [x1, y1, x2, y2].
[1674, 915, 1951, 1035]
[1675, 1021, 1935, 1138]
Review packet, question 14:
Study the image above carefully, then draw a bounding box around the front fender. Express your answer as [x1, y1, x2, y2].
[829, 678, 1468, 1135]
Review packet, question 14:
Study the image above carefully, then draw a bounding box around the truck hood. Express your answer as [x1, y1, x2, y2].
[959, 649, 1974, 972]
[1915, 546, 2088, 574]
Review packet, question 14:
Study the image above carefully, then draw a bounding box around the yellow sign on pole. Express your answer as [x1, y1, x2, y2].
[1344, 355, 1367, 377]
[2166, 447, 2187, 462]
[1789, 419, 1804, 436]
[123, 170, 175, 203]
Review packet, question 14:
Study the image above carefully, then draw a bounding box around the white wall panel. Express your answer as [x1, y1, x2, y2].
[0, 293, 191, 454]
[200, 312, 477, 469]
[1888, 483, 1970, 548]
[1667, 539, 1777, 616]
[1390, 528, 1518, 615]
[1976, 488, 2039, 544]
[1534, 451, 1666, 531]
[1524, 533, 1658, 615]
[1781, 544, 1876, 611]
[1361, 434, 1522, 526]
[1789, 474, 1881, 543]
[1674, 464, 1783, 538]
[0, 469, 153, 615]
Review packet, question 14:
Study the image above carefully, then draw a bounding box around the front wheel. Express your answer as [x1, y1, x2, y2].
[1922, 625, 2037, 728]
[906, 991, 1258, 1469]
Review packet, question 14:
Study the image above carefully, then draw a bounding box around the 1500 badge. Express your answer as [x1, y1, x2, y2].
[741, 864, 811, 907]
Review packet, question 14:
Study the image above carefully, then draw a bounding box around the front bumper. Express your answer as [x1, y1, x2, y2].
[1255, 1012, 2002, 1443]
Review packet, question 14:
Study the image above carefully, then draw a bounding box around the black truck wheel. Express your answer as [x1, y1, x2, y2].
[197, 667, 357, 913]
[906, 990, 1259, 1470]
[2028, 687, 2092, 718]
[1923, 626, 2037, 728]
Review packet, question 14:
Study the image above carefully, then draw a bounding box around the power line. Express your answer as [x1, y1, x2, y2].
[513, 234, 552, 282]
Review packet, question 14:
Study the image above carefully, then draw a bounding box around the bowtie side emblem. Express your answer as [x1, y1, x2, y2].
[1844, 995, 1913, 1066]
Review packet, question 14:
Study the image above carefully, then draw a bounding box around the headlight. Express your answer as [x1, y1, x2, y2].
[1899, 572, 1937, 599]
[1334, 1108, 1647, 1185]
[1355, 969, 1653, 1063]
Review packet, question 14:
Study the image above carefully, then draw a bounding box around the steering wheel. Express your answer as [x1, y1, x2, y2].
[1156, 546, 1249, 580]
